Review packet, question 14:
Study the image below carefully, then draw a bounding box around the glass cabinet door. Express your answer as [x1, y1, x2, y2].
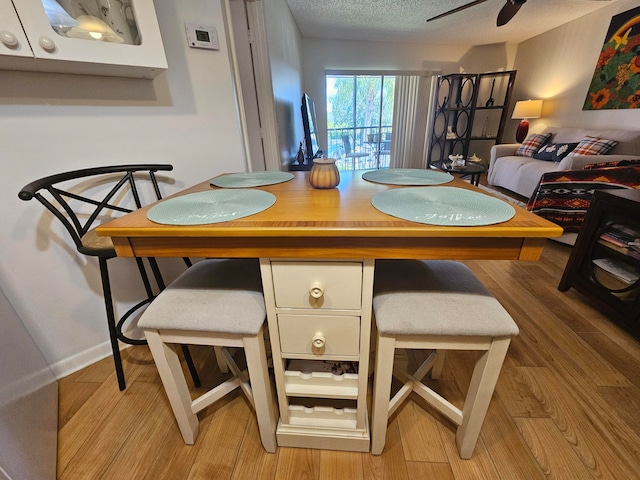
[44, 0, 140, 45]
[2, 0, 167, 78]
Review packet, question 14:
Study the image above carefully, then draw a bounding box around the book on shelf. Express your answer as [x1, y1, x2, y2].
[592, 257, 640, 285]
[600, 233, 631, 248]
[600, 223, 640, 248]
[598, 239, 640, 260]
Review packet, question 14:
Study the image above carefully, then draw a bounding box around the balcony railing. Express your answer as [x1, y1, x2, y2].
[327, 126, 392, 171]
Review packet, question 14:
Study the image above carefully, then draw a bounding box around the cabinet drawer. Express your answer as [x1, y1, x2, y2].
[271, 261, 362, 310]
[278, 315, 360, 356]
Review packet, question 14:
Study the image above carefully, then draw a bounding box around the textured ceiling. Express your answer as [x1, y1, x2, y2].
[285, 0, 620, 45]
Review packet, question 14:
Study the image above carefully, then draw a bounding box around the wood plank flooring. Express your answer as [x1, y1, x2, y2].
[57, 240, 640, 479]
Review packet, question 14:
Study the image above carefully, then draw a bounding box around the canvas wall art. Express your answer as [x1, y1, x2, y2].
[583, 6, 640, 110]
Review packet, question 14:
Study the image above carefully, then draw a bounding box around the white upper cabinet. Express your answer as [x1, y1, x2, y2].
[0, 0, 167, 78]
[0, 0, 32, 58]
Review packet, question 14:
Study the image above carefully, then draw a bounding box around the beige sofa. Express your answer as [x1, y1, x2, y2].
[487, 127, 640, 198]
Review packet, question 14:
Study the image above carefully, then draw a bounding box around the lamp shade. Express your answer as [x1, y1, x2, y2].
[512, 99, 543, 120]
[512, 99, 542, 143]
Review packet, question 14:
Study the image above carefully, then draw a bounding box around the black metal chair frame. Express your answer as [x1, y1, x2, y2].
[341, 134, 370, 170]
[19, 164, 200, 390]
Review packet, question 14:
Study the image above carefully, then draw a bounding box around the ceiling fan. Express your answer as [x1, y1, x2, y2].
[427, 0, 527, 27]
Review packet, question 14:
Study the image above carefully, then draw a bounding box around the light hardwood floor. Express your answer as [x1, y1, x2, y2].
[58, 240, 640, 480]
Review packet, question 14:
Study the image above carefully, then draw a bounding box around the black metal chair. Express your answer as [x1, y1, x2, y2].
[19, 164, 200, 391]
[342, 135, 370, 170]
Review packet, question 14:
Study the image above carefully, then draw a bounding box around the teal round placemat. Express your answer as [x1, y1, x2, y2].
[371, 186, 516, 226]
[362, 168, 453, 186]
[210, 171, 294, 188]
[147, 189, 276, 225]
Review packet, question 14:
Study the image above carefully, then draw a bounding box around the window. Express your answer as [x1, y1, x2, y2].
[326, 74, 395, 171]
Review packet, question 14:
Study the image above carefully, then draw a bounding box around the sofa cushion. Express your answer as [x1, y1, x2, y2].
[568, 136, 618, 156]
[488, 155, 560, 198]
[516, 133, 552, 157]
[533, 142, 579, 162]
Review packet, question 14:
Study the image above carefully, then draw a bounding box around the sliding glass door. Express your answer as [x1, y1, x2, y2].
[326, 74, 395, 171]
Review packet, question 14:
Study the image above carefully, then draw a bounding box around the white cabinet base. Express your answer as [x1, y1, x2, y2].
[261, 258, 375, 452]
[276, 417, 370, 453]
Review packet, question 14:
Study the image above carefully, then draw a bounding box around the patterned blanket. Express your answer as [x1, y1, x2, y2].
[526, 165, 640, 232]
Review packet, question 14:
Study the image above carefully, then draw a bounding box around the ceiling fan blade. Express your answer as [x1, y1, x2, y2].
[497, 0, 526, 26]
[427, 0, 490, 23]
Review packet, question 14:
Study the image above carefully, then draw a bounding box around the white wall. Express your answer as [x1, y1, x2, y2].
[0, 0, 247, 377]
[510, 0, 640, 139]
[0, 286, 57, 479]
[264, 0, 304, 167]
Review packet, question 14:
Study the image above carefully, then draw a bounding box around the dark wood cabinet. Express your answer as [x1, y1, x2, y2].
[427, 70, 516, 167]
[559, 189, 640, 338]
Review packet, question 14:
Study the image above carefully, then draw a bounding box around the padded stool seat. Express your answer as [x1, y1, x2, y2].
[371, 260, 519, 458]
[139, 258, 277, 452]
[373, 260, 519, 337]
[139, 259, 266, 334]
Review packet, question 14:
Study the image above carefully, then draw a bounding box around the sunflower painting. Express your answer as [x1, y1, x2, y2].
[583, 6, 640, 110]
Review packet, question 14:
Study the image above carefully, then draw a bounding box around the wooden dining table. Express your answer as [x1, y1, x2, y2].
[98, 170, 561, 261]
[97, 170, 563, 452]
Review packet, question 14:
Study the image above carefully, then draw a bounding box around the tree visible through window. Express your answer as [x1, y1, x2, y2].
[326, 74, 395, 171]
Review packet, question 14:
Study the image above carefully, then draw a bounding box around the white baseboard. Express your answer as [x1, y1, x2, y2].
[48, 340, 133, 380]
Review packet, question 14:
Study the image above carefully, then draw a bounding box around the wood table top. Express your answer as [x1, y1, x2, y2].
[97, 170, 563, 261]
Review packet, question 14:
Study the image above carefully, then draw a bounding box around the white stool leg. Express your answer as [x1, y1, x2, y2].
[144, 329, 199, 444]
[371, 333, 396, 455]
[456, 337, 511, 459]
[243, 329, 277, 453]
[431, 349, 446, 379]
[214, 346, 229, 373]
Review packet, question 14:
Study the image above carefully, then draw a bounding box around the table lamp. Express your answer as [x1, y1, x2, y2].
[512, 99, 542, 143]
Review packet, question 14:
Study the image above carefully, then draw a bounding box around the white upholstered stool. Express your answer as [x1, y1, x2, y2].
[139, 258, 277, 453]
[370, 260, 519, 459]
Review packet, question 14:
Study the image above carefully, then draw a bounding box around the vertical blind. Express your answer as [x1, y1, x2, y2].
[390, 74, 435, 169]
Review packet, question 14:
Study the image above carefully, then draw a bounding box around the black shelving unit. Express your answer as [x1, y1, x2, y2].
[559, 189, 640, 338]
[427, 70, 516, 167]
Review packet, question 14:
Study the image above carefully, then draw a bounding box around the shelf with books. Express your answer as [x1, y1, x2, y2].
[599, 223, 640, 247]
[559, 189, 640, 338]
[592, 257, 640, 287]
[597, 238, 640, 261]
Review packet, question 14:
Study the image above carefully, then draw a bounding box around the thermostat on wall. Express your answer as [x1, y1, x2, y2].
[185, 22, 219, 50]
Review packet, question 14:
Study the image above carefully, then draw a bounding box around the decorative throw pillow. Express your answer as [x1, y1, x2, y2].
[533, 142, 579, 162]
[567, 136, 618, 156]
[516, 133, 552, 157]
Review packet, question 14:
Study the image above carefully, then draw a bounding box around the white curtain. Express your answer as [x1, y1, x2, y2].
[390, 74, 435, 169]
